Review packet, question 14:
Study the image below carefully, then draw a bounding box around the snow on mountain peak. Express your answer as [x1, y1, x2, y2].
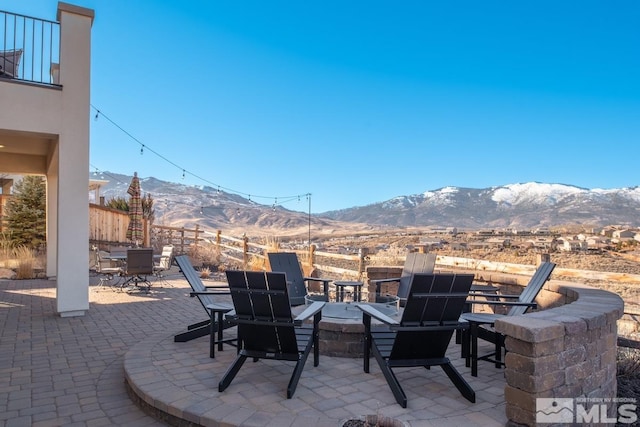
[492, 182, 585, 205]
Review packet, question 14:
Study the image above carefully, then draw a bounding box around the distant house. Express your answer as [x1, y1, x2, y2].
[486, 237, 511, 248]
[526, 237, 556, 250]
[613, 229, 636, 239]
[468, 241, 492, 250]
[533, 227, 552, 236]
[557, 237, 587, 252]
[427, 227, 457, 235]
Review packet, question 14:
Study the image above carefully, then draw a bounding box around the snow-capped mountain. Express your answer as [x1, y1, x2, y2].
[322, 182, 640, 229]
[94, 173, 639, 230]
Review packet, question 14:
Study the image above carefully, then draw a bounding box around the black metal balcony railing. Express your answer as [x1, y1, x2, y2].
[1, 9, 60, 86]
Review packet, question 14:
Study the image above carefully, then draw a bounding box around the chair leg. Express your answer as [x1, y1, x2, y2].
[470, 322, 478, 377]
[218, 354, 247, 392]
[288, 347, 312, 399]
[363, 314, 371, 373]
[174, 322, 210, 342]
[441, 362, 476, 403]
[371, 345, 407, 408]
[494, 334, 503, 368]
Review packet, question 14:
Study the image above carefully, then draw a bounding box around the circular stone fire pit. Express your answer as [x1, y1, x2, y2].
[302, 296, 400, 358]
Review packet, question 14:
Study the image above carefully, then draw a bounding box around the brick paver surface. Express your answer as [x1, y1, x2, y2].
[0, 270, 507, 427]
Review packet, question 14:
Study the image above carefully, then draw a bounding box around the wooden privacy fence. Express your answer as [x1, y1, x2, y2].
[89, 203, 150, 248]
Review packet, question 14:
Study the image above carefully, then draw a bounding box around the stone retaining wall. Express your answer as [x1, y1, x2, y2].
[495, 280, 624, 426]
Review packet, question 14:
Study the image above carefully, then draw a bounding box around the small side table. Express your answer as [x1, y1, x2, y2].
[459, 312, 503, 377]
[205, 303, 234, 358]
[334, 281, 363, 302]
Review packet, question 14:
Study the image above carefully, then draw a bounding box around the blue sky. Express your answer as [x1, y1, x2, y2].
[4, 1, 640, 213]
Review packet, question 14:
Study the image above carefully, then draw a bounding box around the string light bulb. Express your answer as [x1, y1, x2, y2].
[94, 110, 99, 121]
[140, 145, 144, 155]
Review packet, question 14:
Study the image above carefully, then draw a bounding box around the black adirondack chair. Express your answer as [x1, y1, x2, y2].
[357, 273, 476, 407]
[461, 261, 556, 376]
[267, 252, 332, 306]
[219, 270, 325, 398]
[370, 252, 437, 305]
[173, 255, 236, 357]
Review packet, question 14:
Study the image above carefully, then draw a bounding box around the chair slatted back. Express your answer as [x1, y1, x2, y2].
[226, 271, 298, 355]
[126, 248, 153, 275]
[391, 273, 474, 360]
[267, 252, 307, 305]
[396, 252, 437, 300]
[174, 255, 216, 308]
[158, 245, 174, 269]
[508, 262, 556, 317]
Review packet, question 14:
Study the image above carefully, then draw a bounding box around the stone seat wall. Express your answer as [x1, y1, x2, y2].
[495, 280, 624, 426]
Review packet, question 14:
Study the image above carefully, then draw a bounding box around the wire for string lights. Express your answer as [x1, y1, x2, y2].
[90, 164, 309, 211]
[90, 104, 310, 205]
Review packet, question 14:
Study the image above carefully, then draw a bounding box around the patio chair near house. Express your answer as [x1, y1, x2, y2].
[173, 255, 236, 357]
[460, 261, 556, 376]
[92, 247, 122, 289]
[267, 252, 332, 305]
[219, 270, 325, 398]
[120, 248, 154, 293]
[370, 252, 437, 306]
[356, 273, 476, 407]
[153, 244, 174, 286]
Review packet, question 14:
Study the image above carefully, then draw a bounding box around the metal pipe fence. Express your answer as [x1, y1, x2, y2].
[1, 9, 60, 85]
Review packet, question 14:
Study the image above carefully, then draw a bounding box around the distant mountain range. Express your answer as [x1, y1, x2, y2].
[93, 173, 640, 233]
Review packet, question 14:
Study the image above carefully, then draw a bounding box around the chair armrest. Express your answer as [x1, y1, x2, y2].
[370, 277, 401, 285]
[294, 301, 325, 323]
[304, 277, 331, 283]
[189, 290, 231, 297]
[204, 285, 230, 290]
[466, 300, 537, 308]
[468, 292, 520, 299]
[391, 322, 467, 332]
[355, 303, 399, 326]
[204, 303, 233, 313]
[304, 277, 331, 295]
[370, 277, 401, 294]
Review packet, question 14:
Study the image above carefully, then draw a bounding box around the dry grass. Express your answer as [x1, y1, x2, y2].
[618, 347, 640, 399]
[199, 267, 211, 279]
[5, 245, 38, 279]
[189, 242, 222, 268]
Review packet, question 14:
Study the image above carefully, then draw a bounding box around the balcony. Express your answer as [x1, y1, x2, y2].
[1, 9, 60, 86]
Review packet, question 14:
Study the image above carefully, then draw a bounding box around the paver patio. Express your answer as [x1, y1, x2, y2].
[0, 272, 507, 426]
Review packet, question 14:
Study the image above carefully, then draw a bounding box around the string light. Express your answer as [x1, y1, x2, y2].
[90, 104, 310, 209]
